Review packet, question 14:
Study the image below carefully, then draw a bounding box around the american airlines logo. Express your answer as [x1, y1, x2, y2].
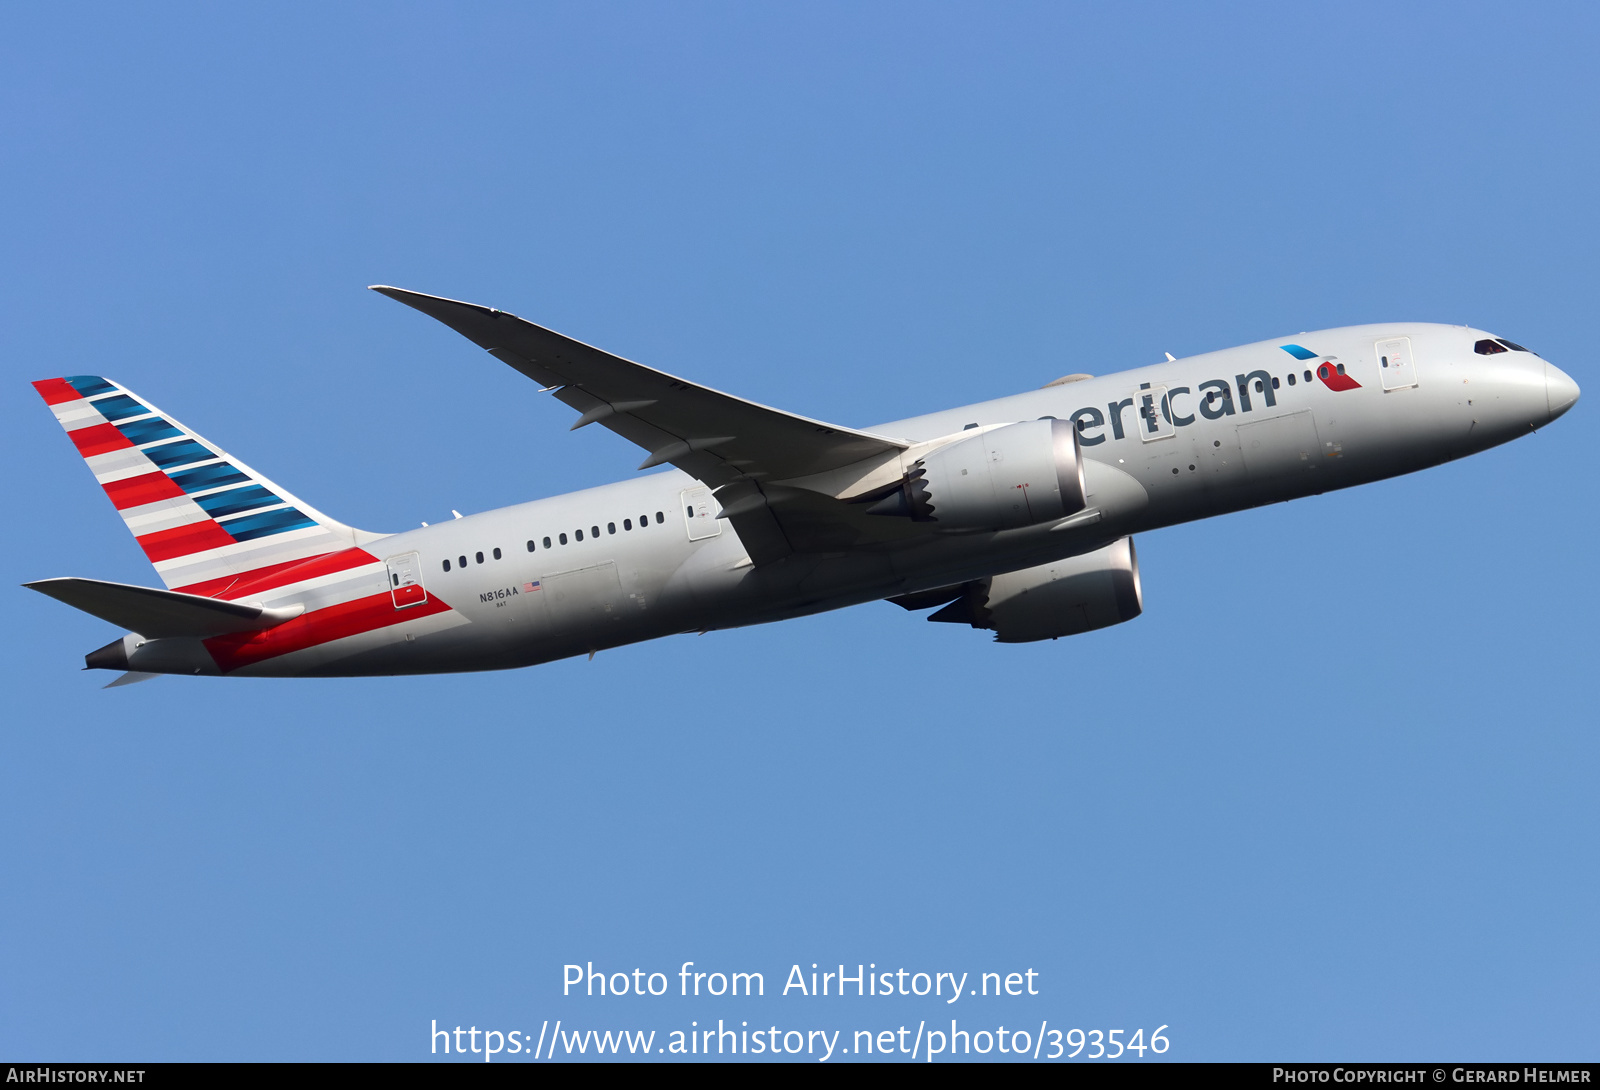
[1281, 343, 1362, 391]
[1064, 345, 1359, 446]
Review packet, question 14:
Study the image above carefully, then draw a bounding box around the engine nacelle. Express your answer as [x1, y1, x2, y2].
[930, 537, 1143, 642]
[872, 419, 1087, 530]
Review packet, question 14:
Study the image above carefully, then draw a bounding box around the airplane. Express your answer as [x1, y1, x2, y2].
[25, 287, 1581, 683]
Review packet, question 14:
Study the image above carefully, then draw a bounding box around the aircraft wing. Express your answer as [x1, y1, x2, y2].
[372, 287, 906, 484]
[374, 286, 915, 564]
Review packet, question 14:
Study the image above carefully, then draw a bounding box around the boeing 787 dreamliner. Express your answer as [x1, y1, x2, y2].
[25, 288, 1580, 683]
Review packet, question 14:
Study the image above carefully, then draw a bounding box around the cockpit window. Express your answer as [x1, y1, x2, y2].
[1477, 337, 1539, 356]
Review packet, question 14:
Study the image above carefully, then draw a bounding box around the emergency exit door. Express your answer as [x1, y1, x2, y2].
[682, 486, 723, 541]
[386, 552, 428, 608]
[1377, 336, 1418, 391]
[1134, 385, 1175, 440]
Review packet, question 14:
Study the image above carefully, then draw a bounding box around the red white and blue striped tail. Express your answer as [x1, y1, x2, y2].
[32, 375, 383, 598]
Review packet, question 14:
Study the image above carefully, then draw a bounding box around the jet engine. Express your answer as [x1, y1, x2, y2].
[925, 537, 1143, 642]
[868, 418, 1087, 530]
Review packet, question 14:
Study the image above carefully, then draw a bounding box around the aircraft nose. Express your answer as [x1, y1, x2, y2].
[1546, 362, 1581, 421]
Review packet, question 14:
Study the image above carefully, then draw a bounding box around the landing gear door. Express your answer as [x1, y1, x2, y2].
[1377, 336, 1418, 391]
[682, 486, 722, 541]
[386, 552, 427, 609]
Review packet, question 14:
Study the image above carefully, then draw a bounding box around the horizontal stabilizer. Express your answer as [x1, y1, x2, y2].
[24, 577, 304, 638]
[103, 671, 160, 689]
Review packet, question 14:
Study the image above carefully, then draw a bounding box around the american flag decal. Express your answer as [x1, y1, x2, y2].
[523, 581, 540, 592]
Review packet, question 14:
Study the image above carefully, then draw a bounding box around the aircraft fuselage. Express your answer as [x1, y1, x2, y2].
[223, 321, 1573, 676]
[32, 317, 1578, 680]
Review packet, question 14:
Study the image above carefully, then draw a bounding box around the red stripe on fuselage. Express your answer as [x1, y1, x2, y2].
[174, 558, 318, 599]
[32, 378, 81, 406]
[137, 519, 237, 562]
[183, 547, 379, 601]
[103, 470, 187, 509]
[203, 590, 453, 673]
[68, 422, 134, 457]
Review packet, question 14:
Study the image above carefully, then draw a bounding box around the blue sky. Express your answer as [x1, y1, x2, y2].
[1, 1, 1595, 1062]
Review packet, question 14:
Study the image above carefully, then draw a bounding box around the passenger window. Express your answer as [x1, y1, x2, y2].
[543, 536, 552, 549]
[575, 529, 583, 541]
[1318, 365, 1330, 379]
[1336, 363, 1345, 375]
[655, 511, 664, 524]
[1271, 376, 1280, 389]
[526, 540, 535, 552]
[591, 525, 599, 538]
[493, 547, 502, 560]
[624, 518, 632, 530]
[559, 533, 567, 545]
[1254, 380, 1265, 393]
[607, 522, 616, 534]
[1287, 373, 1296, 386]
[442, 559, 451, 572]
[1475, 339, 1508, 355]
[458, 555, 467, 568]
[640, 514, 649, 526]
[475, 551, 484, 564]
[1303, 369, 1312, 382]
[686, 506, 694, 518]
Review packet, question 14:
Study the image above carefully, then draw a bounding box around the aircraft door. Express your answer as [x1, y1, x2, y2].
[1377, 336, 1418, 391]
[1135, 385, 1175, 441]
[682, 486, 723, 541]
[385, 552, 427, 609]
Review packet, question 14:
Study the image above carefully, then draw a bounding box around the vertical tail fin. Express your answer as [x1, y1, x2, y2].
[33, 376, 385, 597]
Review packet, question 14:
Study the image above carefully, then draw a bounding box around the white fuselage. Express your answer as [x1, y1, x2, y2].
[229, 321, 1571, 676]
